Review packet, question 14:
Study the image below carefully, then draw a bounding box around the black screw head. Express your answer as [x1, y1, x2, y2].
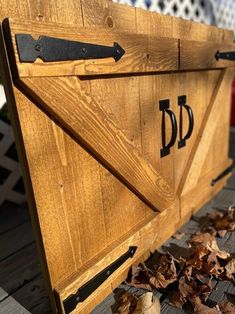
[35, 43, 41, 52]
[81, 47, 87, 55]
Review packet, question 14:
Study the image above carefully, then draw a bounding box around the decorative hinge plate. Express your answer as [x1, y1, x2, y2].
[15, 34, 125, 63]
[211, 164, 233, 186]
[215, 50, 235, 61]
[63, 246, 137, 314]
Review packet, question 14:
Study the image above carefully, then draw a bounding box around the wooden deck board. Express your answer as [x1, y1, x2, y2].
[0, 221, 34, 262]
[0, 202, 29, 235]
[0, 243, 41, 297]
[0, 150, 234, 313]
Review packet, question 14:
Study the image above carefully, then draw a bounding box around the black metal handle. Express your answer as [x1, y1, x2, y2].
[178, 95, 194, 148]
[215, 50, 235, 61]
[160, 99, 177, 158]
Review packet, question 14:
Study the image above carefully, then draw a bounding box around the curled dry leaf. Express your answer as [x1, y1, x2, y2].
[150, 253, 178, 289]
[218, 300, 235, 314]
[206, 207, 235, 237]
[123, 206, 235, 313]
[193, 298, 220, 314]
[190, 233, 230, 259]
[169, 290, 185, 308]
[173, 232, 185, 240]
[225, 258, 235, 280]
[118, 292, 138, 314]
[133, 292, 160, 314]
[127, 265, 152, 291]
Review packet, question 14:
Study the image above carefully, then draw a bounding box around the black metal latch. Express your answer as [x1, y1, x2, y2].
[63, 246, 137, 314]
[15, 34, 125, 63]
[215, 50, 235, 61]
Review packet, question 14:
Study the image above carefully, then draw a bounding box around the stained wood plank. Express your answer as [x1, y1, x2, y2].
[0, 244, 40, 296]
[88, 76, 148, 244]
[0, 221, 34, 261]
[55, 203, 179, 313]
[13, 87, 108, 285]
[82, 0, 151, 246]
[18, 76, 176, 212]
[6, 19, 179, 78]
[178, 69, 234, 196]
[134, 2, 233, 43]
[81, 0, 137, 33]
[180, 40, 235, 70]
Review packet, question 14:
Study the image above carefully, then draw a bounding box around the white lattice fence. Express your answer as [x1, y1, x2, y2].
[113, 0, 235, 33]
[0, 83, 26, 207]
[0, 118, 26, 206]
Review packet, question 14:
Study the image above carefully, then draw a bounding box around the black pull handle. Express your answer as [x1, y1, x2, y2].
[160, 99, 177, 158]
[215, 50, 235, 61]
[178, 95, 194, 148]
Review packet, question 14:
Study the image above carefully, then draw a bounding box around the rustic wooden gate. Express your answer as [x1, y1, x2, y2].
[0, 1, 234, 313]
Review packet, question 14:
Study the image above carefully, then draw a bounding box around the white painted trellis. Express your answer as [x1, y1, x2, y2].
[0, 119, 25, 206]
[0, 0, 234, 207]
[113, 0, 235, 33]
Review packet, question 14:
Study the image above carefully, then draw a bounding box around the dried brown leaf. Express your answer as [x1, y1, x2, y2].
[169, 290, 185, 308]
[173, 232, 185, 240]
[225, 259, 235, 280]
[118, 292, 138, 314]
[218, 300, 235, 314]
[190, 233, 230, 259]
[193, 297, 221, 314]
[150, 253, 178, 289]
[133, 292, 160, 314]
[127, 265, 152, 291]
[194, 303, 221, 314]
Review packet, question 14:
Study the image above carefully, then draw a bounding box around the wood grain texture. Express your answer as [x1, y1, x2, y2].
[172, 70, 222, 192]
[180, 40, 235, 70]
[81, 2, 150, 244]
[0, 1, 234, 313]
[18, 76, 176, 212]
[55, 201, 179, 314]
[178, 69, 235, 196]
[135, 6, 233, 43]
[6, 18, 179, 78]
[181, 159, 232, 219]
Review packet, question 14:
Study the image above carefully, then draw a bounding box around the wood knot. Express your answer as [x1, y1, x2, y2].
[106, 16, 114, 28]
[36, 14, 44, 21]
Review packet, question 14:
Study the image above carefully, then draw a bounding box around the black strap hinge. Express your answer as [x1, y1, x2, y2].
[15, 34, 125, 63]
[211, 164, 233, 186]
[215, 50, 235, 61]
[63, 246, 137, 314]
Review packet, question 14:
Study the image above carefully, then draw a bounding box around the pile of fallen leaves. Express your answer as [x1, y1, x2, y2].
[117, 207, 235, 314]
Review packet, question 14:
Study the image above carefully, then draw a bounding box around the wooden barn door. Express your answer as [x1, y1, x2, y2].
[0, 8, 179, 314]
[0, 1, 234, 313]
